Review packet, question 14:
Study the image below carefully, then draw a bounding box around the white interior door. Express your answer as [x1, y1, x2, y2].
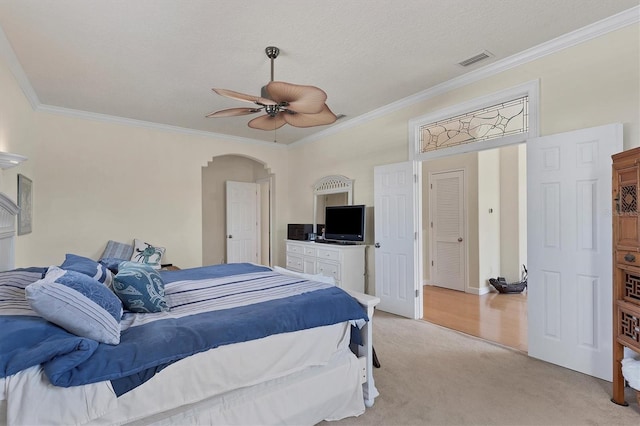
[527, 123, 622, 381]
[430, 170, 466, 292]
[226, 181, 259, 264]
[374, 161, 421, 319]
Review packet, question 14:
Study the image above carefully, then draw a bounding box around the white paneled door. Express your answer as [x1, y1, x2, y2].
[527, 123, 622, 381]
[374, 161, 421, 319]
[226, 181, 259, 264]
[430, 170, 466, 292]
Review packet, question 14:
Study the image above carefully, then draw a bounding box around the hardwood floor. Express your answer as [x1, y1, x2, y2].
[422, 285, 528, 352]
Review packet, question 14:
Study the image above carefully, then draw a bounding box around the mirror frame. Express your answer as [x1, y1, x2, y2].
[313, 175, 354, 234]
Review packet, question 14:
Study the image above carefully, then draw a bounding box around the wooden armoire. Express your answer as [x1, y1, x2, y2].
[612, 146, 640, 405]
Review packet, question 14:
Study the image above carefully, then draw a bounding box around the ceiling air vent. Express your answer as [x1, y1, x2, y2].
[458, 50, 493, 67]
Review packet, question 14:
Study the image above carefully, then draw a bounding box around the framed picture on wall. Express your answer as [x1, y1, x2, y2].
[17, 174, 32, 235]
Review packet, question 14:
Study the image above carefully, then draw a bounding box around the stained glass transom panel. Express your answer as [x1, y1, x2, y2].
[419, 96, 529, 153]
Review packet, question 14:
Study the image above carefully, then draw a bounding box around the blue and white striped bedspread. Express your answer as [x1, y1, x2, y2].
[1, 264, 368, 390]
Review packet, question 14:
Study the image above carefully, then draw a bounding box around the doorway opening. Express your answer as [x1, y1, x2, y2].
[421, 144, 528, 351]
[202, 154, 274, 267]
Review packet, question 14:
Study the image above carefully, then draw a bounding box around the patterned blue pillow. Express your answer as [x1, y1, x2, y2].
[0, 267, 47, 315]
[60, 253, 113, 288]
[114, 261, 169, 313]
[25, 267, 123, 345]
[99, 257, 127, 274]
[130, 239, 165, 270]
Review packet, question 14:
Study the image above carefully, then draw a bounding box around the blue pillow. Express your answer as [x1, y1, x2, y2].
[99, 257, 127, 274]
[0, 268, 47, 314]
[25, 267, 123, 345]
[61, 253, 113, 288]
[113, 261, 169, 313]
[100, 240, 134, 261]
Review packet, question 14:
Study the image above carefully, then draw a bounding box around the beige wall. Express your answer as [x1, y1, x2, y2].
[0, 56, 289, 269]
[0, 23, 637, 288]
[478, 149, 501, 288]
[287, 24, 639, 295]
[499, 145, 526, 282]
[201, 155, 271, 266]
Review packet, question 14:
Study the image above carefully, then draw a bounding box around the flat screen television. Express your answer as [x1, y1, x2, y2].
[323, 204, 366, 243]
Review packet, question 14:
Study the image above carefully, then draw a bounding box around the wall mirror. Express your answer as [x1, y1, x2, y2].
[313, 175, 354, 235]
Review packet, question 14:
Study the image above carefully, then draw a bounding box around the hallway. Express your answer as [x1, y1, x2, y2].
[422, 285, 528, 352]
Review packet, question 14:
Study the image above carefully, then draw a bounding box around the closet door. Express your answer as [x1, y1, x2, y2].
[226, 181, 259, 264]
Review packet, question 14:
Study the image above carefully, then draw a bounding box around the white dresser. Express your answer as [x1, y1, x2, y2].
[285, 240, 366, 293]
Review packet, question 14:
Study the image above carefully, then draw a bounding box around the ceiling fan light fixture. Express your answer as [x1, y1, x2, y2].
[248, 113, 287, 130]
[206, 46, 337, 134]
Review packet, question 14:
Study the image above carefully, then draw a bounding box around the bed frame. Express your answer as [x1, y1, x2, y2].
[0, 192, 380, 424]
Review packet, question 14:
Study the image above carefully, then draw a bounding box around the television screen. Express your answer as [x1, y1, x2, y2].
[324, 204, 366, 242]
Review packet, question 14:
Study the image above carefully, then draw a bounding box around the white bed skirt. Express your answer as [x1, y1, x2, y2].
[124, 349, 364, 426]
[2, 322, 364, 425]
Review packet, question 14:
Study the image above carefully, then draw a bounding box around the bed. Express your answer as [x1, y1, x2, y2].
[0, 259, 379, 425]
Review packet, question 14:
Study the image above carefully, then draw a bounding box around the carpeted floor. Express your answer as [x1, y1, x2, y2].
[330, 311, 640, 425]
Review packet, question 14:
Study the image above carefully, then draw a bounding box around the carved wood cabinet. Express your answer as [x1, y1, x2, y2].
[612, 147, 640, 405]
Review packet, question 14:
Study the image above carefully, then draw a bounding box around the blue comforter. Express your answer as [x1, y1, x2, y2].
[1, 263, 367, 394]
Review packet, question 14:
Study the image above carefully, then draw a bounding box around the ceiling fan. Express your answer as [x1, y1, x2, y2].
[206, 46, 337, 132]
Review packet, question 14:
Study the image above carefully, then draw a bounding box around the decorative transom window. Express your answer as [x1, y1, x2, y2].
[419, 95, 528, 154]
[409, 81, 539, 161]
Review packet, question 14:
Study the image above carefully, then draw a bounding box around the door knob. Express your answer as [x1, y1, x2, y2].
[458, 237, 463, 242]
[228, 235, 233, 239]
[375, 242, 381, 248]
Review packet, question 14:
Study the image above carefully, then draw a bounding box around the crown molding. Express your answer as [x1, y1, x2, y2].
[0, 25, 39, 109]
[35, 104, 286, 148]
[1, 6, 637, 148]
[292, 5, 639, 147]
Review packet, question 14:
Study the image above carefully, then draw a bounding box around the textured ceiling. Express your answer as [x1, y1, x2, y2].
[0, 0, 638, 145]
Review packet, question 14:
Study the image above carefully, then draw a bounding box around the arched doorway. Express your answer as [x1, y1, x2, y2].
[202, 154, 274, 266]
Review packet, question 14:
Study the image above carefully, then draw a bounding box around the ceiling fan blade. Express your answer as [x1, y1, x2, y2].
[248, 113, 287, 131]
[212, 88, 277, 106]
[266, 81, 327, 114]
[206, 107, 261, 118]
[282, 105, 338, 128]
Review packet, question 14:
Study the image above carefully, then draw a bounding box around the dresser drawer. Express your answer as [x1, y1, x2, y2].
[317, 248, 340, 262]
[616, 251, 640, 268]
[316, 261, 340, 282]
[286, 254, 304, 272]
[286, 243, 304, 255]
[304, 246, 317, 257]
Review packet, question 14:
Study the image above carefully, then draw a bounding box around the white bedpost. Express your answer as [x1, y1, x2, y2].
[0, 193, 19, 271]
[345, 290, 380, 407]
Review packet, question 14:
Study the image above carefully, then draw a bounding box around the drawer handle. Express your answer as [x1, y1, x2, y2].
[625, 253, 636, 262]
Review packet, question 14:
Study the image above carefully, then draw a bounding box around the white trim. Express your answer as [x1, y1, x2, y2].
[293, 6, 636, 146]
[466, 286, 491, 296]
[36, 104, 285, 148]
[409, 80, 540, 162]
[0, 7, 636, 146]
[0, 193, 19, 216]
[0, 26, 40, 109]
